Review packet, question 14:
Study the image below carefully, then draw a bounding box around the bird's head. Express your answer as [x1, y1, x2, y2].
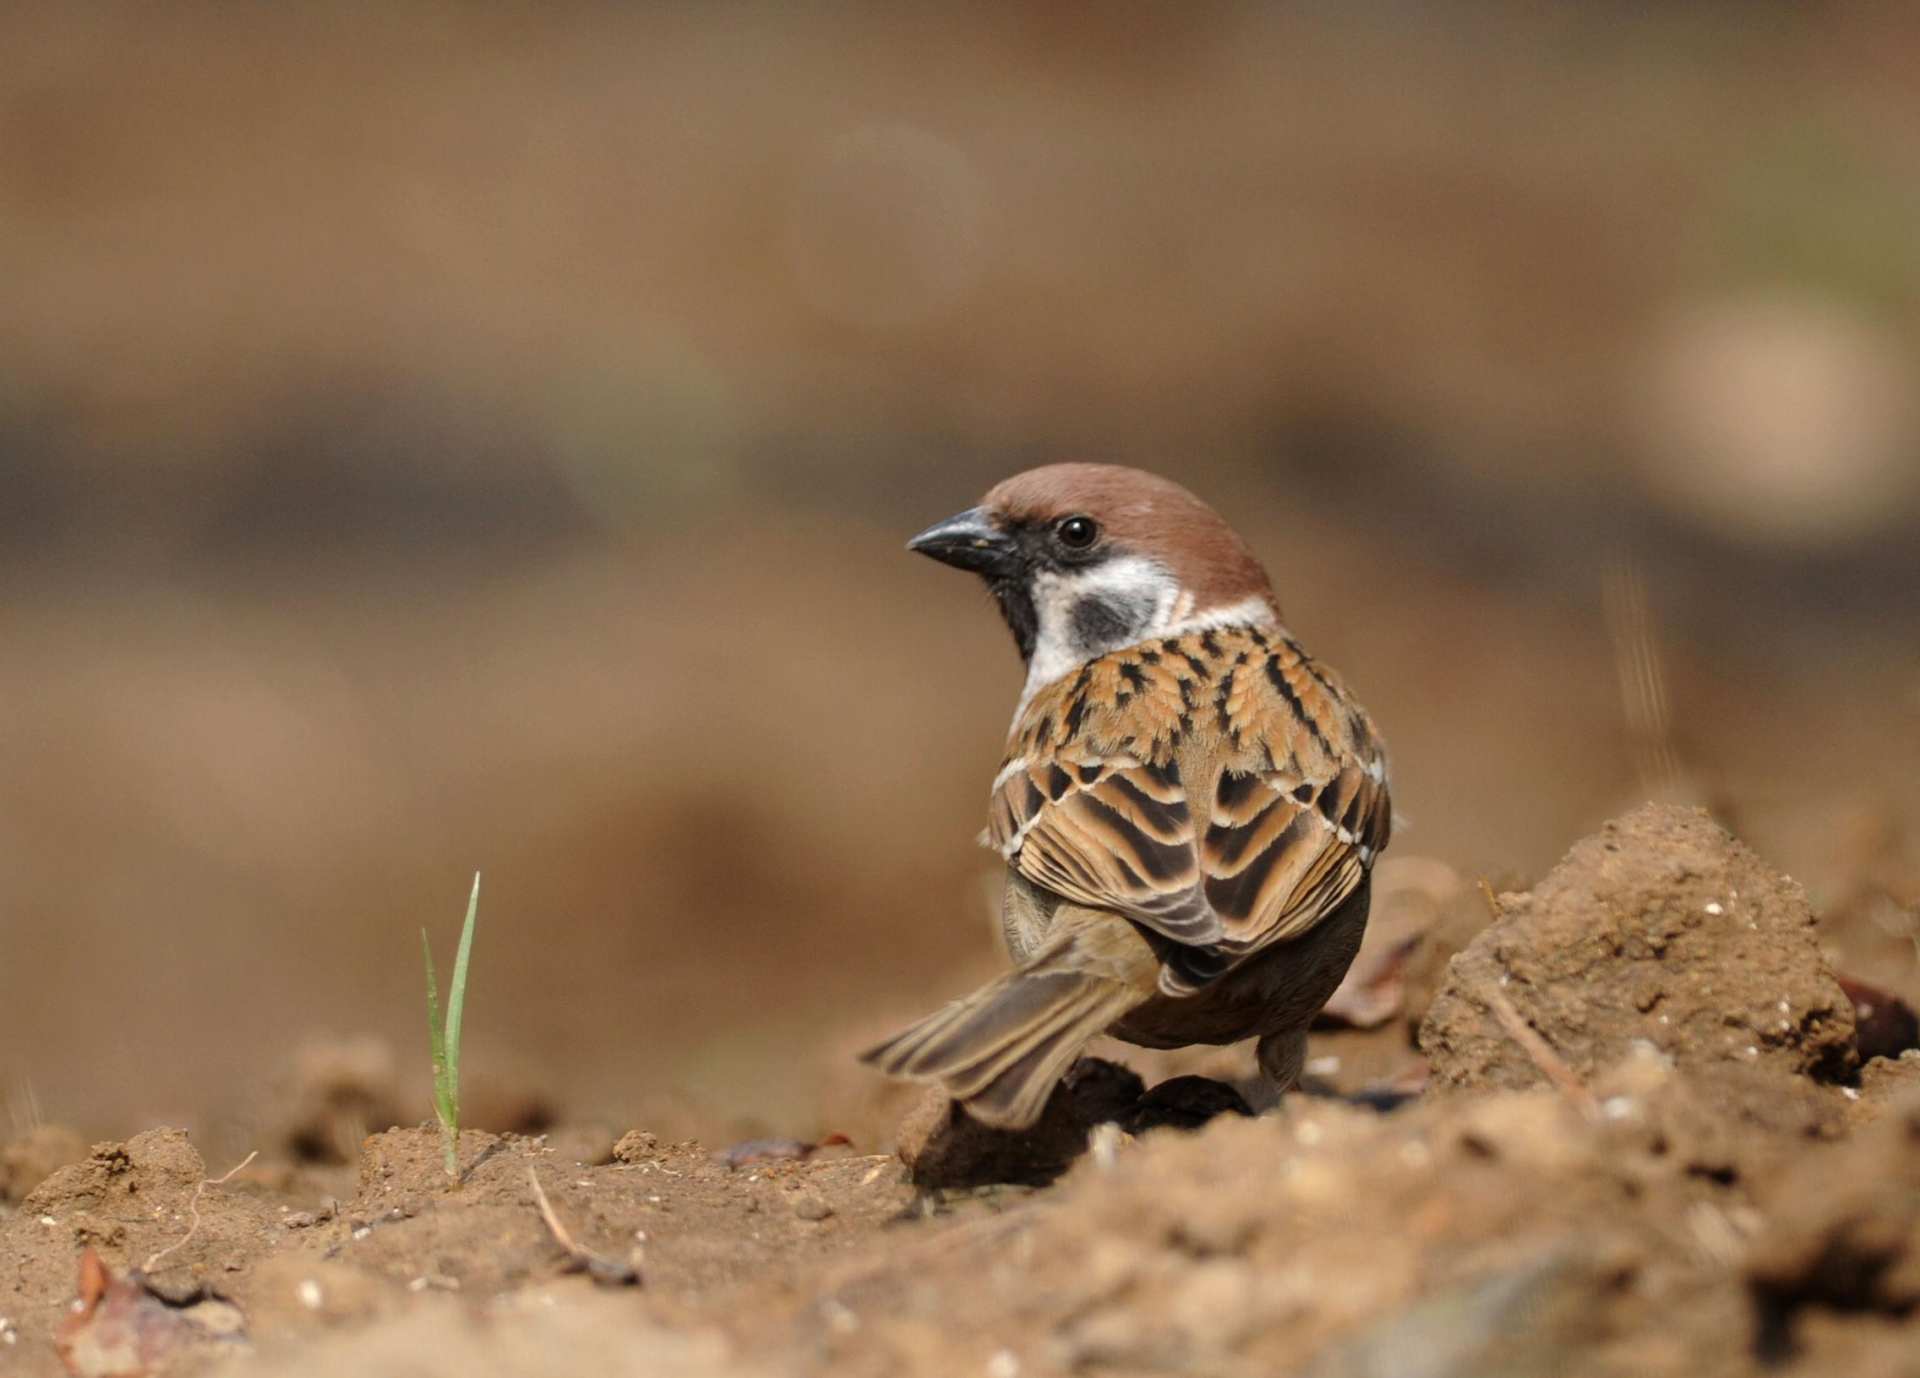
[909, 463, 1280, 698]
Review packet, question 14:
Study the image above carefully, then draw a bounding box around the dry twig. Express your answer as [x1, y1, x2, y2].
[142, 1151, 259, 1273]
[1475, 880, 1600, 1117]
[1480, 984, 1600, 1120]
[526, 1166, 640, 1286]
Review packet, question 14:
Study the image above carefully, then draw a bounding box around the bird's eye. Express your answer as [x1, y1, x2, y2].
[1055, 515, 1100, 550]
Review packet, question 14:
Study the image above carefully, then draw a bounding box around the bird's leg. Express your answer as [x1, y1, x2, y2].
[1247, 1027, 1309, 1113]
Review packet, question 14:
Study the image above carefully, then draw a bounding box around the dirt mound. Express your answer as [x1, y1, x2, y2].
[2, 1129, 284, 1375]
[15, 1129, 286, 1293]
[1, 1125, 89, 1204]
[20, 1129, 208, 1219]
[1421, 804, 1856, 1092]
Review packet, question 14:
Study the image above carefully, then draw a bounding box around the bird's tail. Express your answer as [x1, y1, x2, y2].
[860, 918, 1155, 1130]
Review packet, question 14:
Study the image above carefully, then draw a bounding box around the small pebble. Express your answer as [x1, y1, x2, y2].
[822, 1299, 859, 1334]
[791, 1190, 833, 1221]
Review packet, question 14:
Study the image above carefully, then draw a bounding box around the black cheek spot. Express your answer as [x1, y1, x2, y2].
[1070, 594, 1146, 651]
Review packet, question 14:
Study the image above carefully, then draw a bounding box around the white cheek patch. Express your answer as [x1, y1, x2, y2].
[1022, 557, 1175, 700]
[1014, 561, 1281, 721]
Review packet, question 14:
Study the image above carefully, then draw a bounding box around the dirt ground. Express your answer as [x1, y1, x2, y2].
[5, 804, 1918, 1378]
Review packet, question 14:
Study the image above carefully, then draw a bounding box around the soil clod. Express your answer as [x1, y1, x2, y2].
[1421, 804, 1857, 1092]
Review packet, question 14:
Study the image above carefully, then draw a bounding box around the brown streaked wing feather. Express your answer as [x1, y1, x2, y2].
[998, 758, 1222, 944]
[1202, 635, 1392, 952]
[990, 649, 1224, 947]
[991, 627, 1389, 968]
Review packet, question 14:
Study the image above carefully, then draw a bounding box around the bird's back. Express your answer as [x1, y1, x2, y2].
[991, 623, 1391, 994]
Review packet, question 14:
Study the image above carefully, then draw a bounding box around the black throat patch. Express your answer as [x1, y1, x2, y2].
[990, 576, 1039, 662]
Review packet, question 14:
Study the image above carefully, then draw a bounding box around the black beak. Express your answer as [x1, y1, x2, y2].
[906, 507, 1020, 577]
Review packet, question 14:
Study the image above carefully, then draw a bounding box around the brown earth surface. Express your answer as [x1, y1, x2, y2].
[4, 805, 1919, 1378]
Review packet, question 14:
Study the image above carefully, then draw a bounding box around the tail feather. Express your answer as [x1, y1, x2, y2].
[860, 928, 1151, 1130]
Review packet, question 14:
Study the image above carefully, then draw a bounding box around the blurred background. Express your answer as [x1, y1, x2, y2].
[1, 2, 1916, 1154]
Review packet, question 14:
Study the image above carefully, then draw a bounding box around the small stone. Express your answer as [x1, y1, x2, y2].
[791, 1190, 833, 1222]
[544, 1123, 619, 1168]
[611, 1130, 659, 1164]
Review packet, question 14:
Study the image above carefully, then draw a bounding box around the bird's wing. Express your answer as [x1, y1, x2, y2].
[989, 627, 1390, 986]
[1197, 637, 1391, 959]
[989, 746, 1222, 946]
[989, 636, 1226, 946]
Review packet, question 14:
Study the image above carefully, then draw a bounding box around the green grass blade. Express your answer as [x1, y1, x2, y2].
[422, 927, 451, 1122]
[443, 872, 480, 1124]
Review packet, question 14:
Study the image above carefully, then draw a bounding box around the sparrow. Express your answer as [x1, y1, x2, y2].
[862, 463, 1391, 1129]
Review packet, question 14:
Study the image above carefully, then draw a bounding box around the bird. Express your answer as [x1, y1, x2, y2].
[861, 463, 1392, 1130]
